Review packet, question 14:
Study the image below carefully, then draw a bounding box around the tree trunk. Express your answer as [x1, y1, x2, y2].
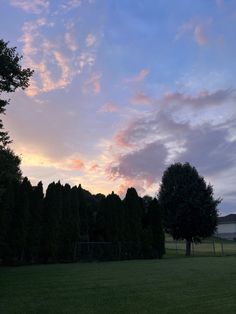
[185, 239, 191, 256]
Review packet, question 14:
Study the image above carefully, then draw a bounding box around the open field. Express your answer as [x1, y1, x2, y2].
[1, 256, 236, 314]
[165, 236, 236, 257]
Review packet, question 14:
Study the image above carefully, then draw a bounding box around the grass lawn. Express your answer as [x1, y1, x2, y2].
[1, 257, 236, 314]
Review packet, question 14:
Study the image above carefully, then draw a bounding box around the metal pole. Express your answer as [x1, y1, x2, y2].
[221, 239, 224, 256]
[212, 239, 216, 256]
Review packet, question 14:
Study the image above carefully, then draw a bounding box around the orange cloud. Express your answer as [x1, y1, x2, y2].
[71, 159, 85, 170]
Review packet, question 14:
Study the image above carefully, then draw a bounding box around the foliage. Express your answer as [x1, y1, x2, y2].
[0, 39, 33, 148]
[159, 162, 220, 256]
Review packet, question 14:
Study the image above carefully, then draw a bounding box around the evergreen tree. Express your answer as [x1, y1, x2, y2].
[146, 198, 165, 258]
[97, 192, 124, 242]
[27, 181, 44, 262]
[41, 181, 63, 261]
[123, 187, 143, 242]
[7, 178, 32, 263]
[77, 184, 89, 241]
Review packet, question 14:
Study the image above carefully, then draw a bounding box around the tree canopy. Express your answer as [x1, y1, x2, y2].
[159, 162, 220, 256]
[0, 39, 33, 148]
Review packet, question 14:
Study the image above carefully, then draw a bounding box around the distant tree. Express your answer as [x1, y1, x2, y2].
[159, 163, 220, 256]
[0, 39, 33, 147]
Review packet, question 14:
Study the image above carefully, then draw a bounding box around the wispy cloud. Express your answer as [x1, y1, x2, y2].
[20, 15, 97, 96]
[132, 91, 153, 105]
[70, 159, 85, 170]
[86, 33, 96, 47]
[64, 32, 78, 51]
[83, 73, 102, 93]
[194, 25, 208, 46]
[10, 0, 49, 14]
[125, 69, 149, 83]
[90, 163, 99, 171]
[99, 102, 119, 113]
[176, 18, 209, 46]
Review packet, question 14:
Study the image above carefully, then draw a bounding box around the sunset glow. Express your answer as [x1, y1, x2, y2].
[1, 0, 236, 214]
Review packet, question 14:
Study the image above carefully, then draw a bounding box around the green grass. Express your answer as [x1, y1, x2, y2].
[165, 235, 236, 257]
[1, 257, 236, 313]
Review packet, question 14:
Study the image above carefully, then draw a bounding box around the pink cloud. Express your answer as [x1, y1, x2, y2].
[125, 69, 149, 83]
[64, 32, 78, 51]
[10, 0, 49, 14]
[71, 159, 85, 170]
[176, 18, 209, 46]
[90, 163, 99, 171]
[83, 72, 101, 94]
[99, 102, 119, 113]
[194, 25, 208, 46]
[115, 129, 133, 147]
[86, 33, 96, 47]
[132, 91, 153, 105]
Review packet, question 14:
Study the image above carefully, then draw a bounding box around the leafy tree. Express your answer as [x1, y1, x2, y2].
[0, 39, 33, 147]
[0, 147, 21, 201]
[158, 163, 220, 256]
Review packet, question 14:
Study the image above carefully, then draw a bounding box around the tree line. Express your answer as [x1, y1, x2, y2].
[0, 39, 220, 264]
[0, 178, 165, 264]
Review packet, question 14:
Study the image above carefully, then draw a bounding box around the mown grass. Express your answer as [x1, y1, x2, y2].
[1, 256, 236, 314]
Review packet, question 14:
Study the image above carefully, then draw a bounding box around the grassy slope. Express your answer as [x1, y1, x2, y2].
[1, 257, 236, 314]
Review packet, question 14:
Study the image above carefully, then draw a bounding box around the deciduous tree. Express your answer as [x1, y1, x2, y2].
[159, 163, 220, 256]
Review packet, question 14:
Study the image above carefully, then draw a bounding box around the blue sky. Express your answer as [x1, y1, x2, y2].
[1, 0, 236, 214]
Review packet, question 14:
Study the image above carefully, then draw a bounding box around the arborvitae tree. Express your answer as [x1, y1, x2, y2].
[41, 181, 63, 261]
[70, 186, 80, 260]
[26, 181, 44, 262]
[123, 187, 143, 242]
[0, 180, 17, 263]
[58, 183, 73, 260]
[77, 184, 89, 241]
[7, 177, 32, 263]
[159, 163, 220, 256]
[97, 192, 124, 242]
[146, 198, 165, 258]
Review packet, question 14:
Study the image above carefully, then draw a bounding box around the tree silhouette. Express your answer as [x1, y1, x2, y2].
[0, 39, 33, 148]
[159, 162, 220, 256]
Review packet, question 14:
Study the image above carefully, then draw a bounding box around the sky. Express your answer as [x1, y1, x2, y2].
[1, 0, 236, 214]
